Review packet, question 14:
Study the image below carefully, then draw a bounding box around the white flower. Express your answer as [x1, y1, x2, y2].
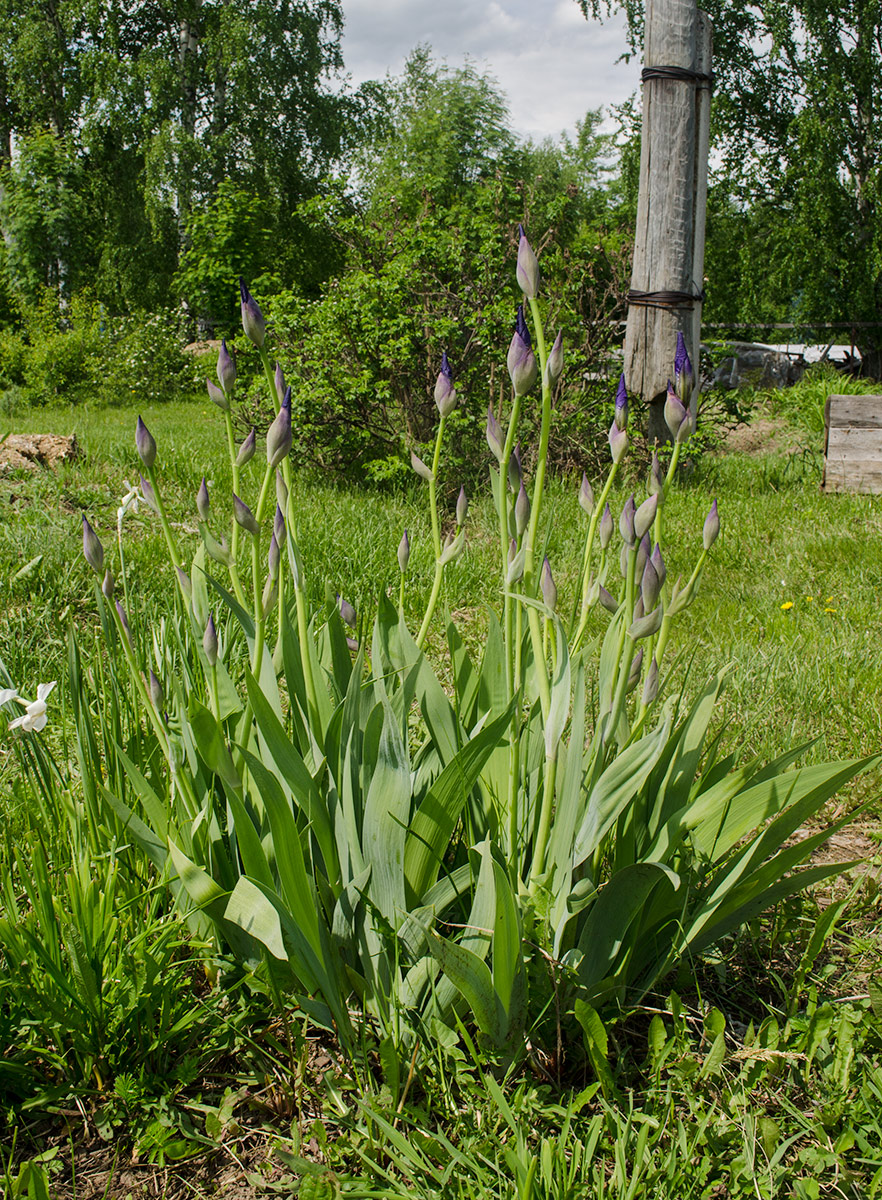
[118, 480, 140, 531]
[8, 682, 56, 732]
[0, 688, 18, 706]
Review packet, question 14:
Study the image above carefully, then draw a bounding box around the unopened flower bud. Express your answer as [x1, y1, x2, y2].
[641, 556, 661, 611]
[608, 421, 629, 464]
[627, 647, 644, 692]
[508, 444, 522, 492]
[703, 500, 720, 550]
[651, 544, 666, 589]
[233, 494, 260, 537]
[642, 656, 660, 706]
[599, 503, 614, 550]
[598, 584, 618, 614]
[486, 406, 504, 461]
[102, 570, 114, 600]
[217, 339, 236, 394]
[434, 351, 457, 418]
[649, 451, 664, 498]
[176, 567, 192, 602]
[456, 486, 468, 526]
[629, 604, 663, 640]
[139, 474, 158, 513]
[266, 403, 292, 469]
[674, 331, 693, 401]
[614, 375, 628, 430]
[516, 224, 540, 298]
[507, 306, 538, 396]
[506, 540, 525, 585]
[541, 556, 557, 611]
[274, 504, 285, 545]
[274, 362, 286, 402]
[268, 533, 280, 580]
[275, 470, 288, 513]
[203, 614, 218, 666]
[410, 450, 434, 483]
[196, 477, 210, 522]
[338, 594, 356, 627]
[397, 530, 410, 573]
[439, 528, 465, 566]
[664, 382, 688, 441]
[207, 378, 229, 411]
[579, 472, 594, 516]
[136, 416, 156, 470]
[544, 331, 563, 388]
[149, 670, 164, 710]
[239, 277, 265, 348]
[115, 601, 133, 650]
[636, 532, 650, 577]
[619, 495, 636, 545]
[620, 542, 630, 578]
[236, 428, 256, 467]
[82, 516, 104, 575]
[515, 481, 531, 537]
[262, 577, 278, 616]
[634, 493, 658, 541]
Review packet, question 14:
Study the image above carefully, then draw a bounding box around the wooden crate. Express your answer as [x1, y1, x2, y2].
[822, 394, 882, 493]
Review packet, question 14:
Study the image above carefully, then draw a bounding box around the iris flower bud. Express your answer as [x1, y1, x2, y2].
[508, 444, 522, 492]
[274, 504, 285, 545]
[236, 429, 256, 467]
[338, 594, 357, 627]
[239, 278, 266, 348]
[456, 486, 468, 526]
[268, 533, 280, 581]
[634, 494, 658, 541]
[651, 544, 666, 589]
[115, 601, 133, 650]
[636, 533, 650, 577]
[203, 614, 218, 666]
[703, 500, 720, 549]
[82, 516, 104, 575]
[642, 656, 660, 706]
[233, 494, 260, 537]
[541, 556, 557, 611]
[439, 529, 465, 565]
[664, 382, 689, 441]
[136, 416, 156, 470]
[507, 306, 538, 396]
[598, 584, 618, 614]
[627, 648, 644, 693]
[486, 406, 504, 461]
[649, 451, 664, 498]
[397, 530, 410, 573]
[544, 331, 563, 389]
[176, 567, 192, 602]
[149, 670, 165, 710]
[196, 477, 210, 522]
[274, 362, 286, 403]
[515, 481, 530, 537]
[410, 450, 434, 483]
[608, 421, 629, 464]
[262, 578, 277, 616]
[641, 556, 661, 611]
[139, 474, 158, 513]
[599, 503, 614, 550]
[207, 378, 229, 411]
[674, 331, 693, 401]
[506, 539, 525, 585]
[217, 339, 236, 393]
[266, 403, 292, 469]
[614, 375, 628, 430]
[579, 472, 594, 516]
[619, 495, 636, 545]
[102, 570, 114, 600]
[516, 224, 540, 298]
[434, 351, 457, 418]
[275, 470, 288, 514]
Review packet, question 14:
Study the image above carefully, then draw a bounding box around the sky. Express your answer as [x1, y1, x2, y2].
[338, 0, 643, 144]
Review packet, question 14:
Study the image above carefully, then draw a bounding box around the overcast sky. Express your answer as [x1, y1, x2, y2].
[338, 0, 642, 144]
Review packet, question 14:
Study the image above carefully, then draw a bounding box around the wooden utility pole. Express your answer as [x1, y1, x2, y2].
[623, 0, 712, 441]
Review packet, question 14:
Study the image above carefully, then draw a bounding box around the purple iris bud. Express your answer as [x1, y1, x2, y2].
[115, 601, 133, 650]
[82, 516, 104, 575]
[651, 544, 666, 589]
[614, 375, 628, 430]
[579, 472, 594, 516]
[236, 428, 256, 467]
[397, 530, 410, 573]
[140, 474, 158, 513]
[275, 471, 288, 513]
[506, 538, 525, 585]
[674, 331, 693, 392]
[233, 494, 260, 537]
[703, 499, 720, 549]
[642, 656, 660, 706]
[627, 647, 644, 693]
[102, 570, 114, 600]
[641, 556, 661, 611]
[507, 306, 538, 396]
[598, 584, 618, 614]
[634, 493, 658, 541]
[203, 614, 218, 667]
[515, 481, 531, 537]
[508, 444, 522, 492]
[282, 385, 291, 410]
[207, 378, 229, 411]
[410, 450, 433, 483]
[136, 416, 156, 470]
[434, 351, 457, 418]
[541, 556, 557, 611]
[456, 486, 468, 526]
[544, 331, 563, 388]
[486, 406, 504, 461]
[239, 277, 266, 348]
[636, 533, 650, 577]
[338, 594, 357, 627]
[275, 362, 286, 402]
[599, 503, 614, 550]
[664, 382, 689, 441]
[516, 224, 540, 298]
[268, 533, 280, 581]
[149, 670, 164, 710]
[649, 451, 664, 498]
[196, 477, 210, 522]
[274, 504, 285, 545]
[619, 495, 636, 545]
[217, 339, 236, 393]
[262, 578, 278, 615]
[266, 402, 292, 469]
[632, 594, 644, 621]
[176, 567, 192, 601]
[608, 420, 629, 465]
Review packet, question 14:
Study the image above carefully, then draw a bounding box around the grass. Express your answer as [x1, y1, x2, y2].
[1, 387, 881, 1195]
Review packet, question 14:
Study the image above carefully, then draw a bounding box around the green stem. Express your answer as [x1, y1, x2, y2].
[605, 547, 638, 744]
[530, 747, 559, 885]
[523, 297, 551, 589]
[573, 462, 620, 649]
[222, 409, 247, 607]
[416, 560, 444, 651]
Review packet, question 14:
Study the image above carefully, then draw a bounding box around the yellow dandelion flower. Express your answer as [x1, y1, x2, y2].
[780, 601, 794, 611]
[824, 606, 836, 613]
[826, 596, 834, 603]
[806, 596, 813, 603]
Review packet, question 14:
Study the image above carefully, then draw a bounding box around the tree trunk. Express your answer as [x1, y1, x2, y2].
[623, 0, 711, 443]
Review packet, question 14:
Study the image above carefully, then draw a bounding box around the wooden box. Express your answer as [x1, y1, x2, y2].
[822, 394, 882, 493]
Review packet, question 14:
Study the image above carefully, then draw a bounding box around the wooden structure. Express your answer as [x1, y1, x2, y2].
[623, 0, 712, 442]
[823, 395, 882, 493]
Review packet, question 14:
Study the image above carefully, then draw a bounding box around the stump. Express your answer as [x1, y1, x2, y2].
[0, 434, 81, 474]
[822, 395, 882, 492]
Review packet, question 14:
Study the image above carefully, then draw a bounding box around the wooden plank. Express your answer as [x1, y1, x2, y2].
[824, 395, 882, 429]
[823, 462, 882, 493]
[826, 427, 882, 454]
